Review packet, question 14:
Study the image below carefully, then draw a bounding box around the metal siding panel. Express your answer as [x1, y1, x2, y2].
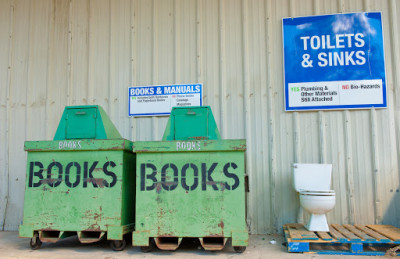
[325, 111, 352, 224]
[5, 0, 31, 230]
[152, 0, 174, 140]
[0, 0, 11, 231]
[70, 0, 89, 105]
[175, 0, 197, 83]
[200, 0, 221, 128]
[350, 110, 375, 224]
[2, 0, 400, 234]
[224, 0, 244, 140]
[26, 0, 51, 141]
[218, 0, 227, 138]
[270, 0, 299, 234]
[265, 0, 278, 235]
[88, 0, 111, 110]
[246, 0, 272, 234]
[381, 0, 400, 226]
[16, 0, 52, 231]
[109, 0, 131, 139]
[133, 0, 155, 141]
[46, 0, 70, 140]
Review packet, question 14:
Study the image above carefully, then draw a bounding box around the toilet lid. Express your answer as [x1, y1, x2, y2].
[300, 190, 335, 196]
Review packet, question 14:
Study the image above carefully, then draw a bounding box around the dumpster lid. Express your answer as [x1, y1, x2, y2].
[162, 106, 221, 141]
[54, 105, 122, 140]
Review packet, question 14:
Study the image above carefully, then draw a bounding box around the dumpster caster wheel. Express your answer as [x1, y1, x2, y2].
[233, 246, 246, 253]
[30, 233, 42, 250]
[110, 240, 126, 251]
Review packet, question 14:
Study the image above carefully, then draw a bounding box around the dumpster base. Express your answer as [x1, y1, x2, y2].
[20, 224, 135, 244]
[155, 237, 183, 250]
[132, 231, 248, 252]
[199, 237, 228, 250]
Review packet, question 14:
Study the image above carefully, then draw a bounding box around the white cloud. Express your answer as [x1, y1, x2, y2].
[332, 13, 376, 35]
[297, 23, 312, 30]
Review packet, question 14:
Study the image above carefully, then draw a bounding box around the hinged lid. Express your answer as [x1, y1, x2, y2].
[54, 105, 122, 140]
[66, 107, 97, 139]
[162, 106, 221, 141]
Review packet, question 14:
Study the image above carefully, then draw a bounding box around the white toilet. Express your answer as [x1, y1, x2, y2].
[293, 163, 336, 232]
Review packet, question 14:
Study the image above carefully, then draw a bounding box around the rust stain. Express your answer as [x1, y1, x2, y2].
[157, 234, 176, 237]
[232, 144, 246, 151]
[135, 149, 150, 152]
[93, 167, 103, 171]
[84, 178, 107, 187]
[156, 183, 162, 194]
[163, 181, 178, 187]
[188, 136, 208, 140]
[87, 225, 101, 231]
[93, 212, 102, 221]
[218, 221, 224, 229]
[40, 178, 59, 184]
[157, 208, 165, 217]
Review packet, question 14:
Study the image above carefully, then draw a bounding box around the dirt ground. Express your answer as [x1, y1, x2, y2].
[0, 231, 394, 259]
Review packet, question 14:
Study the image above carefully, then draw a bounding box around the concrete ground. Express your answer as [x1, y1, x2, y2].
[0, 231, 395, 258]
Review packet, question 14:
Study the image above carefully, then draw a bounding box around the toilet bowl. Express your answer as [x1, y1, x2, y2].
[299, 190, 335, 231]
[293, 164, 336, 232]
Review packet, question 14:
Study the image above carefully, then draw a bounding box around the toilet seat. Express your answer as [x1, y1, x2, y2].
[300, 190, 335, 196]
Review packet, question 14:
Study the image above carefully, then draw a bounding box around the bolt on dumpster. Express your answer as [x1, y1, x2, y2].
[132, 106, 248, 253]
[19, 105, 136, 251]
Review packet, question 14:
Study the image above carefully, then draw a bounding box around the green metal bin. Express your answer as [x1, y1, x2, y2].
[132, 106, 248, 253]
[19, 105, 136, 251]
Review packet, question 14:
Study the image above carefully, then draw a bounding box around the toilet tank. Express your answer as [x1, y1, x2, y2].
[293, 163, 333, 191]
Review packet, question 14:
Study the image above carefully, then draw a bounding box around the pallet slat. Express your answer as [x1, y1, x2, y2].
[343, 224, 376, 241]
[328, 225, 347, 242]
[316, 231, 333, 241]
[331, 224, 361, 241]
[354, 225, 391, 242]
[367, 225, 400, 242]
[286, 223, 319, 240]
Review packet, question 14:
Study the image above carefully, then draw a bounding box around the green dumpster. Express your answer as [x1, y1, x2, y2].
[19, 105, 136, 251]
[132, 106, 248, 253]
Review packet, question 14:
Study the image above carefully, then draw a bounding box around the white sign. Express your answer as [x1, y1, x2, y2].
[128, 84, 202, 116]
[288, 79, 383, 108]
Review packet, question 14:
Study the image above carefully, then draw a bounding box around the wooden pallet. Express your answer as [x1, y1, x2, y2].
[284, 223, 400, 256]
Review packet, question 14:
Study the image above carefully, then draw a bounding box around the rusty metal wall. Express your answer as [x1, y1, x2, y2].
[1, 0, 400, 234]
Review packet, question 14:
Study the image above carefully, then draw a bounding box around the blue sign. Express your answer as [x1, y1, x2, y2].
[128, 84, 203, 116]
[283, 12, 386, 111]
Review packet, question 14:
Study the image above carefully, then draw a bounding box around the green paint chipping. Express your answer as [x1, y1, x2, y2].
[20, 106, 135, 248]
[133, 106, 248, 251]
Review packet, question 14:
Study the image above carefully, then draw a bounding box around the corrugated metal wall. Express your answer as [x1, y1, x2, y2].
[1, 0, 399, 234]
